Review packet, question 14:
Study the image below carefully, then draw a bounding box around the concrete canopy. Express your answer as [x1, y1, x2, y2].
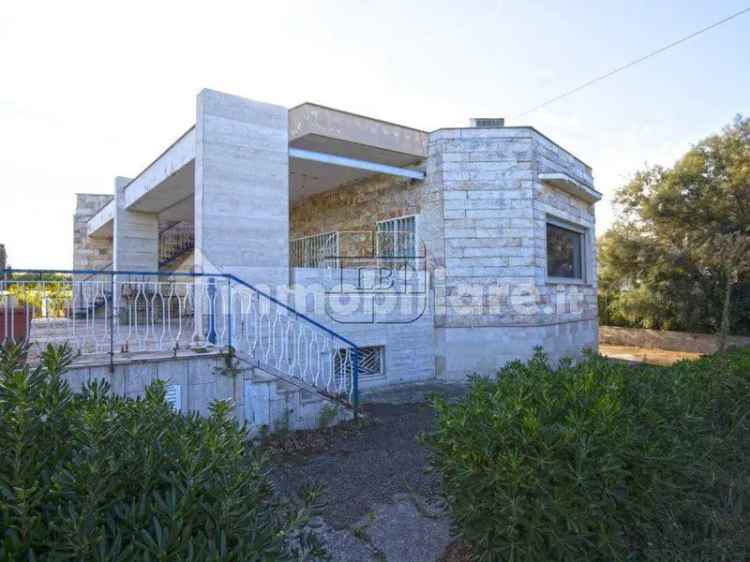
[86, 99, 430, 234]
[288, 103, 428, 203]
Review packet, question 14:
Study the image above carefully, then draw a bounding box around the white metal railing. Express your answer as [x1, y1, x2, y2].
[0, 271, 359, 404]
[290, 232, 339, 268]
[291, 226, 422, 270]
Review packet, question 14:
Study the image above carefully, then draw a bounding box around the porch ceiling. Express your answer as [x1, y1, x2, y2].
[289, 102, 429, 204]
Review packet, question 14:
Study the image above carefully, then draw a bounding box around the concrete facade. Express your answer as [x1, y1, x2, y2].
[70, 89, 602, 422]
[195, 89, 289, 289]
[65, 353, 350, 433]
[113, 176, 159, 273]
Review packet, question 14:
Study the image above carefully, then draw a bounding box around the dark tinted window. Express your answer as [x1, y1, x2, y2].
[546, 223, 583, 279]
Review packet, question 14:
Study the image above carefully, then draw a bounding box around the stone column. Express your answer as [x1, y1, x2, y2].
[112, 176, 159, 273]
[112, 176, 159, 317]
[194, 89, 289, 292]
[73, 194, 115, 278]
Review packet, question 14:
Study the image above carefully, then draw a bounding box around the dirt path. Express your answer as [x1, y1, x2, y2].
[599, 344, 703, 366]
[271, 382, 468, 562]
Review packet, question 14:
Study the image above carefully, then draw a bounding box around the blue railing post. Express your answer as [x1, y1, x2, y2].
[352, 346, 360, 418]
[207, 277, 216, 345]
[226, 277, 232, 351]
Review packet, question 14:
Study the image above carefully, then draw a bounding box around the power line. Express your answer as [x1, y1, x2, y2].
[514, 6, 750, 118]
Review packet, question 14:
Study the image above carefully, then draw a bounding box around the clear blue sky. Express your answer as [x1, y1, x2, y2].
[1, 0, 748, 269]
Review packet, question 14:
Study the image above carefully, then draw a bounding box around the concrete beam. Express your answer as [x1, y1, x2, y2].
[86, 199, 115, 238]
[123, 127, 196, 213]
[539, 172, 602, 204]
[289, 102, 428, 158]
[289, 147, 425, 181]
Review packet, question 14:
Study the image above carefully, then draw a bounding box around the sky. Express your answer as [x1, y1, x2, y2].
[1, 0, 748, 270]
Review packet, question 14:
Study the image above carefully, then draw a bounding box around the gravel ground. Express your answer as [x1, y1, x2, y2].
[270, 381, 469, 561]
[272, 381, 468, 530]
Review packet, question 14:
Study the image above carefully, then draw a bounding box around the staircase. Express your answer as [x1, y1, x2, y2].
[159, 222, 194, 268]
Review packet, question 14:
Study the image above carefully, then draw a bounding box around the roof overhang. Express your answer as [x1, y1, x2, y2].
[288, 103, 428, 203]
[87, 200, 114, 238]
[539, 172, 602, 204]
[124, 127, 196, 213]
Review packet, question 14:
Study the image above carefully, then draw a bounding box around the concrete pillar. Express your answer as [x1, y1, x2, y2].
[112, 176, 159, 273]
[194, 89, 289, 291]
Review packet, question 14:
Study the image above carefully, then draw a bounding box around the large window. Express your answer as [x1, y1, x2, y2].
[546, 221, 584, 280]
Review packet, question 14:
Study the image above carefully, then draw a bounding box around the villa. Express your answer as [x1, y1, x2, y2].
[6, 89, 602, 429]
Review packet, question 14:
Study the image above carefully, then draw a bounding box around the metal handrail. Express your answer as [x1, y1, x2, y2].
[0, 268, 361, 412]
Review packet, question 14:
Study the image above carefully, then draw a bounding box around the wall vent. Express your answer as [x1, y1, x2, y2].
[165, 384, 182, 411]
[470, 117, 505, 128]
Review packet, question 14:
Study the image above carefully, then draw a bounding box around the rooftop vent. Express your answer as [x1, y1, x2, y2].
[470, 117, 505, 128]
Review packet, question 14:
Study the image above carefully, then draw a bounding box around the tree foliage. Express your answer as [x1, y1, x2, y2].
[600, 115, 750, 336]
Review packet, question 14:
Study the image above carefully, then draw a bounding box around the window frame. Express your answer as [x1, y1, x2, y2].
[544, 215, 590, 285]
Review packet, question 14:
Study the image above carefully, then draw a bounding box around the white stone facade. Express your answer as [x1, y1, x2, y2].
[72, 90, 602, 413]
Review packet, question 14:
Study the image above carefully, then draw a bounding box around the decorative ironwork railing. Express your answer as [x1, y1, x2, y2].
[0, 269, 360, 408]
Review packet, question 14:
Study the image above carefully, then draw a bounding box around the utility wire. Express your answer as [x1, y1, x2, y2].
[514, 6, 750, 118]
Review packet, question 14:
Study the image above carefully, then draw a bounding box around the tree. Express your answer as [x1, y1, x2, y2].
[602, 115, 750, 341]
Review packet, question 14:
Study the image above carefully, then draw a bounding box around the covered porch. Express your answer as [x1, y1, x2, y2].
[81, 94, 428, 287]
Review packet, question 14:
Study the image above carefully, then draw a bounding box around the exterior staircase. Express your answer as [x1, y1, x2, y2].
[159, 222, 194, 269]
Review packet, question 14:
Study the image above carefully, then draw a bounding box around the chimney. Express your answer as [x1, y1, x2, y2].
[470, 117, 505, 128]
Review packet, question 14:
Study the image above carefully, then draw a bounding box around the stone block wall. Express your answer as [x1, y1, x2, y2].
[0, 244, 6, 270]
[531, 133, 598, 327]
[290, 173, 419, 251]
[290, 267, 435, 386]
[427, 127, 599, 378]
[73, 194, 114, 274]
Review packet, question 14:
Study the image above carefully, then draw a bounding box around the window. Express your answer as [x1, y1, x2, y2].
[546, 221, 584, 280]
[290, 232, 339, 268]
[334, 346, 384, 379]
[377, 216, 416, 259]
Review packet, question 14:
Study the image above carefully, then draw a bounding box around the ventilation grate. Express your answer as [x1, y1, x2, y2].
[334, 346, 384, 379]
[470, 117, 505, 128]
[165, 384, 181, 411]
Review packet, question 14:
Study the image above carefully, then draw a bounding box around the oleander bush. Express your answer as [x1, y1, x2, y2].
[0, 343, 326, 561]
[423, 348, 750, 561]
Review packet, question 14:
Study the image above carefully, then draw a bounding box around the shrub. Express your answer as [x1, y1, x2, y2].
[423, 348, 750, 561]
[0, 343, 327, 561]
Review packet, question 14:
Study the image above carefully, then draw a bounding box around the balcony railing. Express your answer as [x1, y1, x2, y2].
[290, 230, 422, 269]
[0, 269, 361, 408]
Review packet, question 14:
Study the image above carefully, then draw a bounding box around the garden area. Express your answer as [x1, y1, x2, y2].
[2, 341, 749, 561]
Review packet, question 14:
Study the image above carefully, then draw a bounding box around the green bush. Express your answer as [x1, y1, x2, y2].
[0, 343, 326, 561]
[423, 348, 750, 561]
